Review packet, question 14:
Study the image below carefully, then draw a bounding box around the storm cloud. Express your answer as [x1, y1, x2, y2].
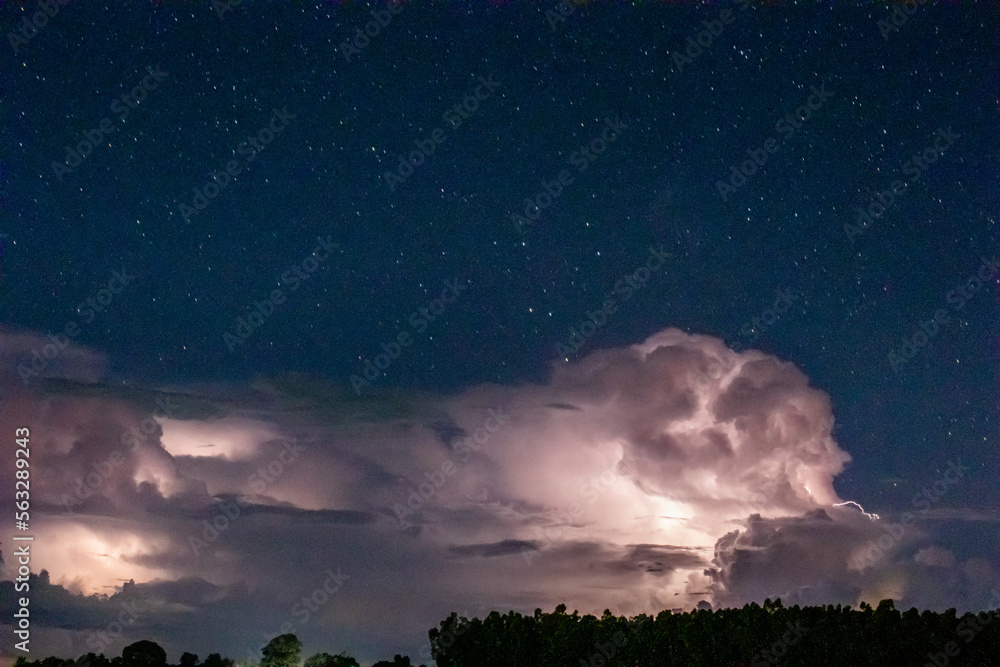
[1, 328, 996, 665]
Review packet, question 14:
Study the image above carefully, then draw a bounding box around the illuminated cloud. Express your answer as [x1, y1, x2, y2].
[1, 328, 997, 664]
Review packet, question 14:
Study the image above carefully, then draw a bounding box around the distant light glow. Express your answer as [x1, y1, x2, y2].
[159, 417, 281, 460]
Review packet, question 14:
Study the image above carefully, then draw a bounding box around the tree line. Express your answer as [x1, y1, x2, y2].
[428, 599, 1000, 666]
[13, 598, 1000, 666]
[12, 635, 419, 667]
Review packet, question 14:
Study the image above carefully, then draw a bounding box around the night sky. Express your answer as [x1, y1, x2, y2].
[1, 1, 999, 665]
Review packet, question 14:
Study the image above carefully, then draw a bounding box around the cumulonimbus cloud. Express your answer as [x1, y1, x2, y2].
[1, 327, 997, 664]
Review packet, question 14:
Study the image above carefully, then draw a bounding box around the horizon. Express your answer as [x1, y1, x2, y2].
[1, 2, 998, 665]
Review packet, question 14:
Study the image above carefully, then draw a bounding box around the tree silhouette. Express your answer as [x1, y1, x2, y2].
[77, 653, 113, 667]
[260, 635, 301, 667]
[427, 599, 1000, 666]
[198, 654, 230, 667]
[121, 641, 166, 667]
[11, 598, 1000, 667]
[371, 656, 415, 667]
[303, 652, 359, 667]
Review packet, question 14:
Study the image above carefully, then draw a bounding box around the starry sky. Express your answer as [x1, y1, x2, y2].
[1, 1, 999, 665]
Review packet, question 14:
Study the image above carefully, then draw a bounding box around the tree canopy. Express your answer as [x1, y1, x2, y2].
[302, 652, 358, 667]
[259, 635, 301, 667]
[427, 599, 1000, 666]
[13, 599, 1000, 667]
[120, 642, 167, 667]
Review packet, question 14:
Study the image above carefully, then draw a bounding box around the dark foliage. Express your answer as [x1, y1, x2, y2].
[15, 600, 1000, 667]
[260, 635, 301, 667]
[121, 642, 166, 667]
[372, 656, 415, 667]
[428, 599, 1000, 666]
[302, 652, 359, 667]
[11, 635, 410, 667]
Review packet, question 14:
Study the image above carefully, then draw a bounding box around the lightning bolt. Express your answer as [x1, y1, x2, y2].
[833, 500, 879, 520]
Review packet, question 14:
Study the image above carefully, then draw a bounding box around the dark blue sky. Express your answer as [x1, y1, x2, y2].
[1, 2, 999, 664]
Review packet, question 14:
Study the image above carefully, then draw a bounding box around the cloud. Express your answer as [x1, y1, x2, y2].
[708, 508, 875, 609]
[449, 539, 540, 558]
[0, 328, 107, 385]
[543, 328, 851, 520]
[1, 327, 997, 664]
[707, 506, 1000, 614]
[915, 546, 957, 569]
